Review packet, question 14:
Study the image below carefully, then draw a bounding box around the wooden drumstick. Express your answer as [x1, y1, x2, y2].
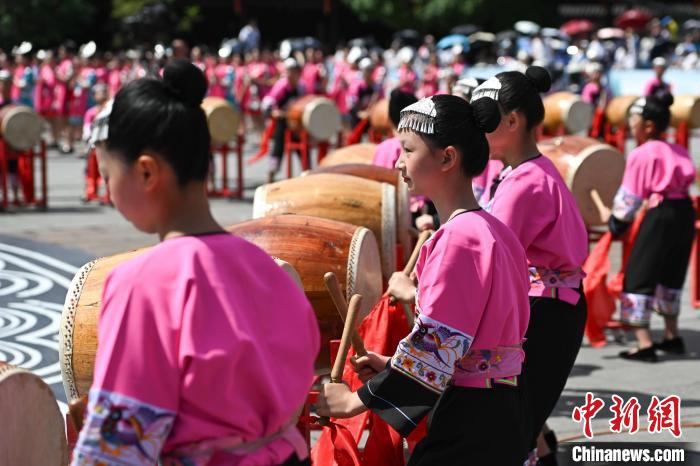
[68, 395, 88, 433]
[590, 189, 611, 222]
[389, 230, 433, 305]
[319, 294, 363, 426]
[324, 272, 367, 357]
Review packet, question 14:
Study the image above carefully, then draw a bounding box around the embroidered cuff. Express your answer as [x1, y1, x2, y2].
[611, 187, 643, 223]
[73, 389, 176, 465]
[654, 284, 682, 316]
[619, 292, 655, 327]
[391, 314, 473, 393]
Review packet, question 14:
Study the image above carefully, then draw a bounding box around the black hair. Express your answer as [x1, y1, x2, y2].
[107, 59, 211, 186]
[402, 94, 500, 178]
[641, 94, 674, 133]
[494, 66, 552, 129]
[389, 89, 418, 128]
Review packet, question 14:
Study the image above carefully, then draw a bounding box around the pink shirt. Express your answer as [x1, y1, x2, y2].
[391, 210, 530, 392]
[418, 64, 439, 98]
[35, 64, 56, 114]
[581, 82, 611, 107]
[372, 136, 401, 169]
[643, 77, 672, 97]
[397, 66, 417, 93]
[472, 159, 504, 206]
[301, 62, 325, 95]
[486, 156, 588, 305]
[74, 234, 320, 466]
[82, 105, 101, 141]
[612, 140, 696, 222]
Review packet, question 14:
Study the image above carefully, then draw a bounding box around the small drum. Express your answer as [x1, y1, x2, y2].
[287, 95, 342, 141]
[228, 215, 382, 372]
[254, 173, 397, 279]
[0, 104, 43, 151]
[319, 143, 377, 167]
[538, 135, 625, 227]
[201, 96, 240, 144]
[543, 92, 594, 134]
[0, 362, 68, 466]
[60, 248, 311, 400]
[305, 163, 411, 263]
[670, 94, 700, 128]
[368, 99, 392, 133]
[605, 95, 639, 126]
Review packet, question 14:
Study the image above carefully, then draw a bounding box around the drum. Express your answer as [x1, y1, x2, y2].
[319, 143, 377, 167]
[201, 96, 240, 144]
[605, 95, 639, 126]
[0, 104, 43, 151]
[670, 94, 700, 128]
[228, 215, 382, 372]
[287, 95, 342, 140]
[305, 163, 411, 263]
[0, 362, 68, 466]
[368, 98, 392, 133]
[538, 135, 625, 227]
[543, 92, 594, 134]
[60, 248, 312, 400]
[253, 173, 397, 278]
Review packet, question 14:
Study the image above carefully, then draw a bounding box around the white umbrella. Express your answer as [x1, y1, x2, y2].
[514, 20, 541, 36]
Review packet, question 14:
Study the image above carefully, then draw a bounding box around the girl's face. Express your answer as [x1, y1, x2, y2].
[396, 131, 444, 197]
[628, 113, 655, 144]
[484, 108, 525, 161]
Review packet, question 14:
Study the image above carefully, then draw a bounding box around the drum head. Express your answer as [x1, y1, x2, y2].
[346, 227, 382, 322]
[396, 177, 412, 263]
[302, 97, 342, 141]
[0, 364, 68, 466]
[380, 182, 397, 277]
[273, 257, 304, 291]
[1, 106, 42, 151]
[562, 99, 594, 133]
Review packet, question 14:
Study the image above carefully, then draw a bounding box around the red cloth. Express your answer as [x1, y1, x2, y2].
[247, 118, 276, 165]
[346, 118, 369, 146]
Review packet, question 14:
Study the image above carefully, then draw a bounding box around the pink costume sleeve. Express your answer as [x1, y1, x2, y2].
[581, 83, 598, 104]
[261, 77, 289, 112]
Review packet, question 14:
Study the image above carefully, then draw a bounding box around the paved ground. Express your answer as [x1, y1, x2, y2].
[2, 133, 700, 463]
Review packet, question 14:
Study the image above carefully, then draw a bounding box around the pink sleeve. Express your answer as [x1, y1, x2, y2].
[581, 83, 595, 103]
[489, 179, 550, 250]
[643, 79, 655, 96]
[261, 79, 288, 111]
[611, 149, 649, 221]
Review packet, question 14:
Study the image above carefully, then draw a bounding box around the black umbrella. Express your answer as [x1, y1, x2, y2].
[393, 29, 423, 47]
[451, 24, 480, 36]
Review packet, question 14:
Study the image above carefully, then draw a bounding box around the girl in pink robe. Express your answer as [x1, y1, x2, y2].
[317, 95, 532, 465]
[609, 95, 696, 362]
[72, 60, 319, 466]
[472, 67, 589, 464]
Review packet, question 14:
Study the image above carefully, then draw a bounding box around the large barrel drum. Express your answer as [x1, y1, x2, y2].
[543, 92, 594, 134]
[253, 173, 397, 278]
[368, 99, 392, 134]
[201, 96, 240, 144]
[305, 163, 411, 263]
[0, 362, 68, 466]
[0, 104, 43, 151]
[228, 215, 382, 372]
[605, 95, 639, 126]
[287, 95, 342, 140]
[670, 94, 700, 128]
[538, 135, 625, 227]
[319, 143, 377, 167]
[60, 249, 316, 400]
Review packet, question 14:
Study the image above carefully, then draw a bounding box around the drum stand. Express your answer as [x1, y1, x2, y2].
[675, 121, 690, 151]
[284, 129, 331, 178]
[604, 123, 627, 152]
[589, 108, 606, 140]
[207, 134, 245, 199]
[0, 138, 47, 210]
[83, 147, 110, 204]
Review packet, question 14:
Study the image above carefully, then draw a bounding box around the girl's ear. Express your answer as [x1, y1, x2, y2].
[134, 153, 161, 191]
[441, 145, 459, 172]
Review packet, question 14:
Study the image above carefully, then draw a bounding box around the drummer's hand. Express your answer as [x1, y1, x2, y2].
[415, 214, 435, 231]
[351, 351, 390, 382]
[387, 272, 416, 303]
[316, 383, 367, 418]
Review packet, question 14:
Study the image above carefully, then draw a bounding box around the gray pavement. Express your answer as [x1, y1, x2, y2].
[2, 132, 700, 462]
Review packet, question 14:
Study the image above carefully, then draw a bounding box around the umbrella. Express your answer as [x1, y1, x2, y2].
[436, 34, 470, 50]
[348, 37, 375, 49]
[541, 27, 567, 39]
[303, 36, 322, 50]
[683, 19, 700, 31]
[393, 29, 422, 47]
[560, 19, 594, 37]
[469, 31, 496, 48]
[514, 20, 540, 36]
[451, 24, 480, 36]
[496, 30, 518, 42]
[615, 9, 652, 30]
[598, 27, 625, 40]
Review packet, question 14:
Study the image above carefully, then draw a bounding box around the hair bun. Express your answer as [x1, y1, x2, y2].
[163, 59, 207, 107]
[525, 66, 552, 93]
[657, 93, 674, 108]
[471, 98, 501, 134]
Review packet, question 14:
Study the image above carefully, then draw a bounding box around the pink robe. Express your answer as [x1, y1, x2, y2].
[372, 136, 401, 169]
[54, 59, 74, 116]
[472, 159, 504, 206]
[418, 64, 439, 98]
[73, 234, 320, 466]
[35, 64, 56, 115]
[397, 66, 417, 93]
[612, 140, 696, 222]
[301, 62, 325, 96]
[485, 156, 588, 305]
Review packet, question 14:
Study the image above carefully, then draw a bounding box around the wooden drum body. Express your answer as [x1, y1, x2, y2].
[670, 94, 700, 128]
[305, 163, 411, 263]
[543, 92, 594, 134]
[319, 143, 377, 167]
[0, 104, 43, 151]
[201, 96, 240, 144]
[0, 362, 68, 466]
[287, 95, 342, 141]
[368, 99, 392, 133]
[253, 173, 397, 278]
[538, 135, 625, 227]
[605, 95, 639, 126]
[228, 215, 382, 372]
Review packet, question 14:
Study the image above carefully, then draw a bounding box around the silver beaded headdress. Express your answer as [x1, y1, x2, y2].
[629, 97, 646, 115]
[89, 99, 113, 145]
[397, 97, 438, 134]
[470, 76, 502, 103]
